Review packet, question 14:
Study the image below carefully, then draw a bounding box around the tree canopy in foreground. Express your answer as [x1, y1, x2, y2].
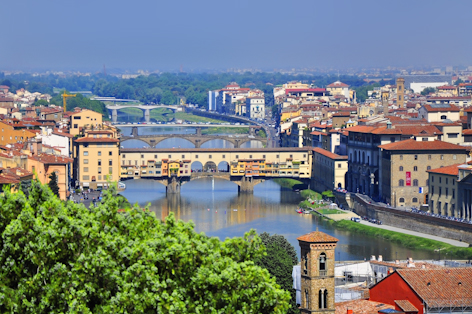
[0, 181, 290, 313]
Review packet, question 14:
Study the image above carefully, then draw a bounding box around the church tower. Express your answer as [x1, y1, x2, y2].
[396, 77, 405, 108]
[298, 231, 338, 314]
[381, 90, 389, 116]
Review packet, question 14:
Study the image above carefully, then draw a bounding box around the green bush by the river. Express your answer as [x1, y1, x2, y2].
[331, 220, 472, 259]
[273, 178, 303, 189]
[300, 189, 322, 200]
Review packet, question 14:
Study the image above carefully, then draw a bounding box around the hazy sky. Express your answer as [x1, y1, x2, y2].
[1, 0, 471, 72]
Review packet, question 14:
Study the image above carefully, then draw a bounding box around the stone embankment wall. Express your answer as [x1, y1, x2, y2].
[335, 192, 472, 244]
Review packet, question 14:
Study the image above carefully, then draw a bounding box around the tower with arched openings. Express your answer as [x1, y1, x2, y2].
[297, 231, 338, 314]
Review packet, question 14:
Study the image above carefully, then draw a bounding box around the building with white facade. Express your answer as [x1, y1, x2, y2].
[246, 96, 265, 119]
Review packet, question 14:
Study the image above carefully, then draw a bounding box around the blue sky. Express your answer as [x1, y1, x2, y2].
[1, 0, 471, 71]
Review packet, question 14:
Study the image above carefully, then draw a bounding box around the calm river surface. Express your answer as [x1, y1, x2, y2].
[119, 125, 438, 261]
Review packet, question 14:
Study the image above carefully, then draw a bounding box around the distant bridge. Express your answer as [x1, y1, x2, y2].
[121, 126, 267, 148]
[106, 104, 182, 123]
[119, 147, 313, 194]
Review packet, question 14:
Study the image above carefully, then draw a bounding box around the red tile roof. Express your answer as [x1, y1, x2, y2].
[297, 231, 339, 243]
[379, 139, 466, 151]
[427, 163, 462, 176]
[28, 154, 73, 164]
[313, 147, 347, 160]
[396, 268, 472, 306]
[335, 300, 394, 314]
[327, 81, 349, 88]
[422, 104, 460, 112]
[395, 300, 418, 312]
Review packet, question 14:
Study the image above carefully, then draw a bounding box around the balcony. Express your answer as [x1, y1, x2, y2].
[319, 270, 327, 277]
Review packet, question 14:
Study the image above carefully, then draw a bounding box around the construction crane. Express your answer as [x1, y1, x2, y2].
[62, 91, 76, 112]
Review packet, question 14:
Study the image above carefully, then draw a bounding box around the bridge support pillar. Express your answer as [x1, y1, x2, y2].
[166, 176, 181, 194]
[143, 109, 151, 123]
[194, 140, 201, 148]
[196, 127, 202, 136]
[234, 139, 241, 148]
[111, 109, 118, 123]
[249, 127, 256, 136]
[238, 176, 255, 194]
[131, 126, 139, 136]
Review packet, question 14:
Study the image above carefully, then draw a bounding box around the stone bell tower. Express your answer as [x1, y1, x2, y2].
[381, 90, 389, 116]
[396, 77, 405, 108]
[298, 231, 338, 314]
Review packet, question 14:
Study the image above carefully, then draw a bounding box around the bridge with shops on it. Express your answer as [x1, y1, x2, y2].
[119, 147, 313, 194]
[120, 126, 267, 148]
[106, 104, 182, 123]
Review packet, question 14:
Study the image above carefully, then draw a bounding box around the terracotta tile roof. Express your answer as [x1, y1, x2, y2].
[427, 163, 462, 176]
[86, 130, 114, 134]
[74, 137, 119, 143]
[313, 147, 347, 160]
[335, 300, 394, 314]
[379, 139, 467, 151]
[297, 231, 338, 243]
[327, 81, 349, 88]
[397, 268, 472, 306]
[422, 104, 461, 112]
[52, 131, 74, 138]
[395, 300, 418, 312]
[29, 153, 73, 164]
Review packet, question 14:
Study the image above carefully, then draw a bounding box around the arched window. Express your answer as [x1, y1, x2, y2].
[426, 179, 429, 186]
[427, 166, 431, 170]
[399, 197, 405, 203]
[412, 197, 418, 203]
[318, 290, 323, 309]
[323, 290, 328, 309]
[413, 179, 419, 186]
[303, 252, 308, 275]
[367, 156, 370, 165]
[441, 115, 447, 120]
[414, 166, 418, 171]
[319, 253, 326, 271]
[399, 179, 404, 186]
[362, 152, 365, 164]
[399, 166, 403, 171]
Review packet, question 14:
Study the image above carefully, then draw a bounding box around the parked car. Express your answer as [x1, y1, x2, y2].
[351, 217, 361, 223]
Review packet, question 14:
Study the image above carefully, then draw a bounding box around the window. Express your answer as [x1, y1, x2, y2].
[432, 175, 434, 182]
[84, 159, 89, 164]
[399, 166, 403, 171]
[427, 166, 431, 170]
[453, 155, 457, 160]
[414, 155, 418, 160]
[338, 163, 341, 168]
[422, 138, 428, 141]
[123, 154, 126, 158]
[168, 155, 171, 158]
[426, 179, 429, 186]
[109, 151, 112, 156]
[414, 166, 418, 171]
[209, 155, 212, 159]
[98, 160, 101, 166]
[290, 155, 293, 158]
[412, 197, 418, 203]
[441, 155, 444, 160]
[390, 137, 395, 143]
[431, 186, 434, 195]
[400, 155, 403, 160]
[428, 155, 431, 160]
[446, 188, 449, 197]
[83, 167, 89, 172]
[154, 155, 157, 158]
[440, 115, 447, 120]
[82, 175, 89, 180]
[452, 189, 455, 199]
[439, 187, 442, 197]
[109, 167, 113, 174]
[305, 290, 310, 309]
[249, 155, 252, 158]
[439, 177, 442, 183]
[413, 179, 418, 186]
[399, 179, 404, 186]
[276, 155, 279, 158]
[83, 151, 88, 156]
[109, 159, 112, 166]
[195, 155, 198, 158]
[399, 197, 405, 203]
[319, 253, 326, 271]
[448, 133, 458, 139]
[98, 167, 102, 174]
[223, 155, 226, 158]
[182, 155, 185, 159]
[141, 154, 144, 158]
[98, 151, 102, 156]
[446, 178, 448, 184]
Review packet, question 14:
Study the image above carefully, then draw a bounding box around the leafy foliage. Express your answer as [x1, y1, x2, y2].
[255, 233, 300, 314]
[0, 181, 290, 313]
[47, 172, 59, 197]
[421, 87, 436, 95]
[49, 92, 108, 116]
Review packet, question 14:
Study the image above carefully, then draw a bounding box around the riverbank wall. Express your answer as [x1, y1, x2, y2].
[335, 192, 472, 244]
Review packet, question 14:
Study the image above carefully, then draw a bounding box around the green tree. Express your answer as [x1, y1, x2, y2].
[255, 232, 300, 314]
[421, 87, 436, 95]
[47, 172, 60, 197]
[455, 78, 463, 86]
[33, 99, 49, 107]
[0, 181, 290, 313]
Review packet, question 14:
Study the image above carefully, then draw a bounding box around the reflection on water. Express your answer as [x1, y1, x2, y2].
[120, 178, 438, 261]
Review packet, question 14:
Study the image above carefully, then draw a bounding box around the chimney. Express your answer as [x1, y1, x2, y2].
[370, 255, 376, 261]
[347, 309, 353, 314]
[386, 121, 392, 129]
[378, 255, 383, 262]
[387, 267, 394, 274]
[407, 258, 415, 268]
[395, 260, 400, 265]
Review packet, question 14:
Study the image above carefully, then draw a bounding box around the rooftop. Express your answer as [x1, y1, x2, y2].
[427, 163, 462, 176]
[379, 139, 466, 152]
[297, 231, 339, 243]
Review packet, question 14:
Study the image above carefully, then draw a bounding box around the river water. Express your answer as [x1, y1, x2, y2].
[119, 126, 438, 261]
